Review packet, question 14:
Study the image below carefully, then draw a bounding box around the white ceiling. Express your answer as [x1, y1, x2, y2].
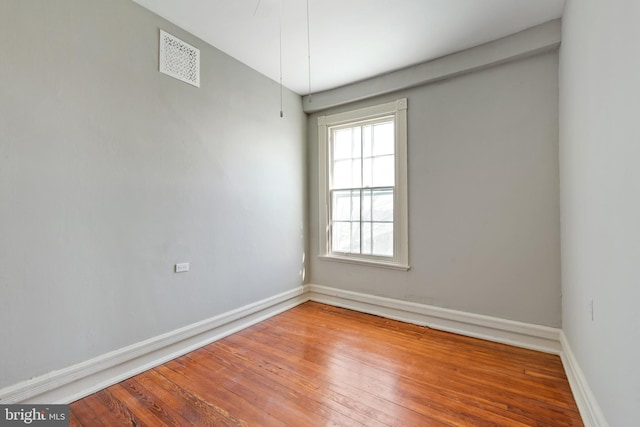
[132, 0, 565, 95]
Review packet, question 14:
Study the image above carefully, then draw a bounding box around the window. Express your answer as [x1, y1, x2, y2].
[318, 99, 409, 270]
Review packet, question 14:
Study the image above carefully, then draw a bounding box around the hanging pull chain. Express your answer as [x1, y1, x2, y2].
[306, 0, 312, 102]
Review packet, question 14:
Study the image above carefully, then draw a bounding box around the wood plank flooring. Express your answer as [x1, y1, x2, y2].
[70, 302, 583, 426]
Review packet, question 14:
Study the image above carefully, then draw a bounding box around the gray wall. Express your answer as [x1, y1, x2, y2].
[309, 52, 561, 327]
[0, 0, 306, 389]
[560, 0, 640, 424]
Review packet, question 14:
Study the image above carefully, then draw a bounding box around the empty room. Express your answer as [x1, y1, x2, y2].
[0, 0, 638, 426]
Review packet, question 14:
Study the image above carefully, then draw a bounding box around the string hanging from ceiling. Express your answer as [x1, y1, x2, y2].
[253, 0, 313, 116]
[306, 0, 312, 102]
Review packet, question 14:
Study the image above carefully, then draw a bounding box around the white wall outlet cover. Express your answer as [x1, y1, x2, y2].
[175, 262, 190, 273]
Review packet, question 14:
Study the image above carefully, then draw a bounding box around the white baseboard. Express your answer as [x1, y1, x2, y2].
[308, 284, 562, 354]
[309, 284, 611, 425]
[559, 331, 609, 427]
[1, 282, 604, 427]
[0, 285, 310, 404]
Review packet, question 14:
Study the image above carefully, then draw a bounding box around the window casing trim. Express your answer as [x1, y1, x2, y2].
[318, 98, 409, 270]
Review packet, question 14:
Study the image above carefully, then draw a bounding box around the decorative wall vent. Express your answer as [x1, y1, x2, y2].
[159, 30, 200, 87]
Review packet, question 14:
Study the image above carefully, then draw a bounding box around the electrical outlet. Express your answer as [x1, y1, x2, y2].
[588, 299, 594, 321]
[175, 262, 190, 273]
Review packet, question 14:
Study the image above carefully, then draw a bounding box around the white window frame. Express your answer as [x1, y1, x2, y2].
[318, 98, 409, 270]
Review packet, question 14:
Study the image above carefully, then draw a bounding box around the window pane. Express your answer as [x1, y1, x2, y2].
[362, 190, 372, 221]
[372, 155, 394, 187]
[372, 189, 394, 221]
[332, 191, 350, 221]
[331, 221, 361, 254]
[333, 129, 352, 160]
[362, 222, 372, 255]
[332, 160, 352, 189]
[332, 222, 351, 253]
[350, 222, 361, 253]
[372, 223, 393, 257]
[373, 122, 394, 156]
[332, 190, 360, 221]
[352, 126, 362, 158]
[351, 191, 360, 220]
[363, 125, 372, 158]
[363, 158, 372, 188]
[351, 159, 362, 188]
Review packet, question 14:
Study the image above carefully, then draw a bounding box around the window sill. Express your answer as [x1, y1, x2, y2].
[318, 254, 410, 271]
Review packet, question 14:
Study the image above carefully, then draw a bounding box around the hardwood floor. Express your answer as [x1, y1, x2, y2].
[70, 302, 583, 426]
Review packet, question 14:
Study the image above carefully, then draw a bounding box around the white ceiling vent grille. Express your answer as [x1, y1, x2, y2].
[159, 30, 200, 87]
